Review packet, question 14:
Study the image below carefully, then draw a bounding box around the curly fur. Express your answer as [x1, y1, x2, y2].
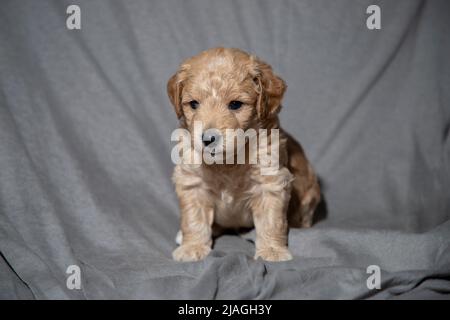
[168, 48, 320, 262]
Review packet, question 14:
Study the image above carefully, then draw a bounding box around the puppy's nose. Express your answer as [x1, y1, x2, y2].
[202, 132, 216, 147]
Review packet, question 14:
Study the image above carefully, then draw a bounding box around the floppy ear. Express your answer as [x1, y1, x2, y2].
[167, 70, 185, 119]
[252, 58, 287, 119]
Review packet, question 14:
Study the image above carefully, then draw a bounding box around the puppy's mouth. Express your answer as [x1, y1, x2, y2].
[204, 146, 219, 157]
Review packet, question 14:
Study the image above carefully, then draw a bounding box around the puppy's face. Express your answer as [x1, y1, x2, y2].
[168, 48, 286, 156]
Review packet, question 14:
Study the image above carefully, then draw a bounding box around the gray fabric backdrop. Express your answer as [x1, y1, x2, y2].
[0, 0, 449, 299]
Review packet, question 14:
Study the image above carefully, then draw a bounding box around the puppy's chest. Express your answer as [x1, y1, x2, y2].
[207, 171, 254, 228]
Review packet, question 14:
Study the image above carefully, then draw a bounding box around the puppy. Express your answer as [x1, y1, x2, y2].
[167, 47, 320, 262]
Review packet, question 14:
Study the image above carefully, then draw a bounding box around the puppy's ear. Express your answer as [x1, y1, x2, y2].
[252, 58, 287, 119]
[168, 63, 191, 119]
[167, 72, 183, 119]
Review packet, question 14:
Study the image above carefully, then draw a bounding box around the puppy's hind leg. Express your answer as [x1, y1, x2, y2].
[301, 184, 321, 227]
[175, 230, 183, 246]
[287, 169, 321, 228]
[286, 134, 321, 228]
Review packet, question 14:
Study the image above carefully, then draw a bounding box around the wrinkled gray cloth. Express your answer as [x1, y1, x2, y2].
[0, 0, 449, 299]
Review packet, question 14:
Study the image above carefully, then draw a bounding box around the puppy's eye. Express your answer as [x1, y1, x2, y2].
[228, 101, 243, 110]
[189, 100, 199, 110]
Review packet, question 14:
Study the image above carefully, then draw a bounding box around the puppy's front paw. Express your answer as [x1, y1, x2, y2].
[172, 244, 211, 262]
[255, 246, 293, 262]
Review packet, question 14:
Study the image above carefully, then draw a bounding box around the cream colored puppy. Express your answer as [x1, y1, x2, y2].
[168, 47, 320, 262]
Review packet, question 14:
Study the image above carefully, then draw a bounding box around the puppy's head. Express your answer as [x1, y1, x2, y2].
[167, 47, 286, 156]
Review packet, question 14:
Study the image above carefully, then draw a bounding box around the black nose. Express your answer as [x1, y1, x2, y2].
[202, 133, 216, 147]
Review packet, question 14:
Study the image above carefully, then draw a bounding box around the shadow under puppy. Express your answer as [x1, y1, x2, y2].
[168, 47, 320, 262]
